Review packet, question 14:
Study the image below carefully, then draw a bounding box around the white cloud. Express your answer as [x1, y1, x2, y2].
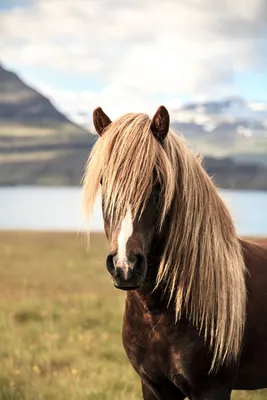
[0, 0, 267, 115]
[38, 83, 161, 126]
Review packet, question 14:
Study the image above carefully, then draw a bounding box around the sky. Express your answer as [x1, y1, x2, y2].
[1, 0, 267, 122]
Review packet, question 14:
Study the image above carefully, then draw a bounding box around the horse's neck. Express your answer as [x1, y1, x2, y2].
[134, 237, 170, 309]
[133, 285, 167, 314]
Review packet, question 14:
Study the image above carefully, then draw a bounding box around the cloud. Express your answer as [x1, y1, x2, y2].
[38, 83, 161, 126]
[0, 0, 267, 115]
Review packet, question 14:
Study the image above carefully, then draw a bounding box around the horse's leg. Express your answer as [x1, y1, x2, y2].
[190, 386, 231, 400]
[141, 380, 186, 400]
[141, 380, 161, 400]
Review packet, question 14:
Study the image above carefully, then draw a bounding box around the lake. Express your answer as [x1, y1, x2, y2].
[1, 187, 267, 236]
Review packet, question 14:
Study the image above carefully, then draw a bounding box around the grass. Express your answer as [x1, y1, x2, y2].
[0, 231, 266, 400]
[0, 123, 86, 137]
[0, 125, 61, 137]
[0, 151, 61, 164]
[188, 135, 267, 162]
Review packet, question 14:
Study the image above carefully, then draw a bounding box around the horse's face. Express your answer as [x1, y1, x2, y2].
[103, 185, 160, 290]
[93, 105, 169, 290]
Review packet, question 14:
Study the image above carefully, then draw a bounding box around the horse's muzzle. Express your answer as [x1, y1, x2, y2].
[106, 252, 147, 290]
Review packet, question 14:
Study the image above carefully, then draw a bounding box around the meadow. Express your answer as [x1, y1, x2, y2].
[0, 231, 266, 400]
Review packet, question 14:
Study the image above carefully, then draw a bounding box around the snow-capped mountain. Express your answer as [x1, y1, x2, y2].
[69, 97, 267, 138]
[169, 97, 267, 160]
[67, 97, 267, 160]
[171, 97, 267, 138]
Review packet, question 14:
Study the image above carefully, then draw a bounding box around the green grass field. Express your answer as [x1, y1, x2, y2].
[0, 231, 266, 400]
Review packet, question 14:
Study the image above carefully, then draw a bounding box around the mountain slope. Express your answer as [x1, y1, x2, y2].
[0, 63, 96, 185]
[0, 63, 70, 126]
[0, 63, 86, 131]
[171, 97, 267, 162]
[0, 63, 266, 188]
[68, 97, 267, 163]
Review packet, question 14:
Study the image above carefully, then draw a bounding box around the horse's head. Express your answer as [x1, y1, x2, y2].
[92, 106, 170, 291]
[104, 196, 157, 291]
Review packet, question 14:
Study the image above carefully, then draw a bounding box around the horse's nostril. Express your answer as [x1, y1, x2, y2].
[134, 253, 146, 273]
[106, 254, 116, 276]
[128, 253, 138, 266]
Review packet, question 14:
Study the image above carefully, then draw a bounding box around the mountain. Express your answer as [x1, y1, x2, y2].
[69, 97, 267, 164]
[171, 97, 267, 163]
[172, 97, 267, 134]
[0, 63, 71, 126]
[0, 63, 96, 185]
[0, 63, 266, 189]
[0, 62, 98, 141]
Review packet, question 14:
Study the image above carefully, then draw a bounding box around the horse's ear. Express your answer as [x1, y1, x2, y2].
[93, 107, 112, 136]
[150, 105, 170, 142]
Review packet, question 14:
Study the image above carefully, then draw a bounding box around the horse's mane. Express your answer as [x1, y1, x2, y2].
[83, 112, 247, 372]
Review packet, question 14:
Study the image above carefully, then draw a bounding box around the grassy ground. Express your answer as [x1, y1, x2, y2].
[0, 231, 266, 400]
[0, 123, 88, 137]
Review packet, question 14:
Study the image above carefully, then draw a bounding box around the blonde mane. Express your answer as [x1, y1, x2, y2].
[83, 112, 247, 372]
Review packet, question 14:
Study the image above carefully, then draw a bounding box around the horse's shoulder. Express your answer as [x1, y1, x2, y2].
[240, 238, 267, 268]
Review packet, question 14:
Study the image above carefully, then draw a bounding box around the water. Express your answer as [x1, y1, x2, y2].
[1, 186, 267, 236]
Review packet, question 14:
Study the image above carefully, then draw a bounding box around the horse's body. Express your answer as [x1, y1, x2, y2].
[83, 106, 267, 399]
[123, 238, 267, 399]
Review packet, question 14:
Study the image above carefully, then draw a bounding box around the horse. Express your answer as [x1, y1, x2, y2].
[83, 105, 267, 400]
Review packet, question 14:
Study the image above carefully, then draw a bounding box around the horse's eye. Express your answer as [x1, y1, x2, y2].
[100, 177, 103, 185]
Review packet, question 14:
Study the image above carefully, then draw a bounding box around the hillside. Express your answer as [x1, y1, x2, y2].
[71, 97, 267, 165]
[171, 97, 267, 163]
[0, 63, 96, 185]
[0, 63, 70, 126]
[0, 63, 267, 189]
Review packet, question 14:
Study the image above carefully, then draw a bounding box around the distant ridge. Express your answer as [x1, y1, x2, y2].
[0, 63, 266, 188]
[0, 62, 96, 186]
[0, 63, 85, 131]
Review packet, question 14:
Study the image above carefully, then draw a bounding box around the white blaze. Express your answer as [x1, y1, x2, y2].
[117, 207, 133, 262]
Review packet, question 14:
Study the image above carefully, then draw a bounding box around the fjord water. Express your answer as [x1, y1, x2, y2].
[1, 186, 267, 236]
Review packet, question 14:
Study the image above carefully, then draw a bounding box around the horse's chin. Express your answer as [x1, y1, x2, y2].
[113, 284, 141, 291]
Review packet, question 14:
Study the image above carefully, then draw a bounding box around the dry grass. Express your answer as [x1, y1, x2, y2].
[0, 151, 61, 164]
[0, 125, 61, 137]
[0, 231, 266, 399]
[0, 124, 84, 137]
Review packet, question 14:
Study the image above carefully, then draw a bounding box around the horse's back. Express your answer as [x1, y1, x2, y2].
[241, 238, 267, 278]
[245, 237, 267, 247]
